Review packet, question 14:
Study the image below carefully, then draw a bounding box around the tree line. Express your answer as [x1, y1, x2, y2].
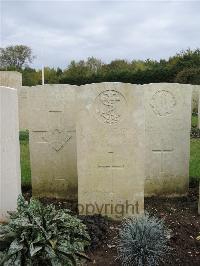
[1, 45, 200, 86]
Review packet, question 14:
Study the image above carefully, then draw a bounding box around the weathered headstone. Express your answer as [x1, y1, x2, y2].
[144, 83, 192, 196]
[0, 86, 21, 222]
[0, 71, 22, 88]
[0, 71, 29, 130]
[192, 86, 200, 114]
[28, 85, 77, 199]
[18, 86, 29, 130]
[77, 83, 145, 219]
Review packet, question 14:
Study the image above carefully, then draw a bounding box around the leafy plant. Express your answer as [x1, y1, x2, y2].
[19, 131, 29, 142]
[117, 212, 171, 266]
[0, 195, 90, 266]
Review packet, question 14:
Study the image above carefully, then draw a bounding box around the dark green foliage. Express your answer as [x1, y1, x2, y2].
[19, 131, 29, 142]
[175, 67, 200, 85]
[0, 195, 90, 266]
[117, 213, 171, 266]
[2, 47, 200, 86]
[59, 49, 200, 85]
[22, 67, 41, 86]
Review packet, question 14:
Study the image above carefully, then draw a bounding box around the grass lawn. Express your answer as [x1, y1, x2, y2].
[190, 114, 200, 181]
[190, 139, 200, 181]
[191, 114, 198, 128]
[19, 131, 31, 187]
[20, 115, 200, 187]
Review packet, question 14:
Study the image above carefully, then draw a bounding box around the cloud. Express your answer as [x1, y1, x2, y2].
[1, 0, 200, 68]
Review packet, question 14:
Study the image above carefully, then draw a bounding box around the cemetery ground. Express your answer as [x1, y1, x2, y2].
[19, 115, 200, 265]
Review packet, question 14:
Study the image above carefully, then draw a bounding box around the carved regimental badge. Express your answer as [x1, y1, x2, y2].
[150, 90, 176, 116]
[95, 90, 126, 125]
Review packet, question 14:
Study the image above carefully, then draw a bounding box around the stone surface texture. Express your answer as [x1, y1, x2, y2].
[0, 71, 29, 130]
[28, 85, 78, 199]
[0, 71, 22, 88]
[18, 86, 29, 130]
[76, 82, 145, 219]
[144, 83, 192, 197]
[0, 86, 21, 222]
[192, 85, 200, 113]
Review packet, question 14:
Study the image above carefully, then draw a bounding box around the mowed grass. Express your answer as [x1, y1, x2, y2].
[20, 131, 31, 187]
[190, 139, 200, 181]
[191, 114, 198, 128]
[190, 114, 200, 181]
[19, 115, 200, 188]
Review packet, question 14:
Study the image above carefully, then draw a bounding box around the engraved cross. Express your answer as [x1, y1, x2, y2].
[152, 138, 173, 174]
[98, 151, 124, 193]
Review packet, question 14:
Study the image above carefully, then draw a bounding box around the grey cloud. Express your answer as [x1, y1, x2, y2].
[1, 1, 200, 68]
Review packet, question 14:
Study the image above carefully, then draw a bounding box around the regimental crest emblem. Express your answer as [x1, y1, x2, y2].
[150, 90, 176, 116]
[95, 90, 126, 125]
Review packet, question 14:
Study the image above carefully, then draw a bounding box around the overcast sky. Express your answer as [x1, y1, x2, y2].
[1, 0, 200, 69]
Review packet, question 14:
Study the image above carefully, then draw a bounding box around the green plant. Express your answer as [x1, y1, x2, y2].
[0, 195, 90, 266]
[19, 131, 31, 187]
[190, 139, 200, 180]
[175, 67, 200, 85]
[19, 131, 29, 142]
[117, 212, 171, 266]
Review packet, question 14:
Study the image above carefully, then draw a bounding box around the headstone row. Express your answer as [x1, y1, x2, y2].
[0, 74, 195, 219]
[26, 82, 192, 219]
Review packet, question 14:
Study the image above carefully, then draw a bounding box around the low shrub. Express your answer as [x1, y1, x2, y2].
[117, 212, 171, 266]
[0, 195, 90, 266]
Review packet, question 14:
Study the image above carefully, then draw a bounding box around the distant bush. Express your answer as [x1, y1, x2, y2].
[175, 68, 200, 84]
[0, 195, 90, 266]
[117, 213, 171, 266]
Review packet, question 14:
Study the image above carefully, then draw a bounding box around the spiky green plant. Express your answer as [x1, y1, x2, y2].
[0, 195, 90, 266]
[117, 212, 171, 266]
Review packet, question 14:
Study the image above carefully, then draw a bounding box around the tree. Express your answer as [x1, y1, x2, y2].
[0, 45, 35, 69]
[22, 67, 41, 86]
[85, 57, 103, 74]
[43, 67, 60, 84]
[175, 67, 200, 84]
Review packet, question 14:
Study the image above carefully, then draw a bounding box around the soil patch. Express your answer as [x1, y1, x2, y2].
[23, 186, 200, 265]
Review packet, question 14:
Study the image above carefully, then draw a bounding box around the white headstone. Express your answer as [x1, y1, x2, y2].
[77, 83, 145, 219]
[144, 83, 192, 196]
[0, 71, 30, 130]
[0, 71, 22, 88]
[18, 87, 29, 130]
[28, 85, 77, 199]
[192, 86, 200, 113]
[0, 86, 21, 222]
